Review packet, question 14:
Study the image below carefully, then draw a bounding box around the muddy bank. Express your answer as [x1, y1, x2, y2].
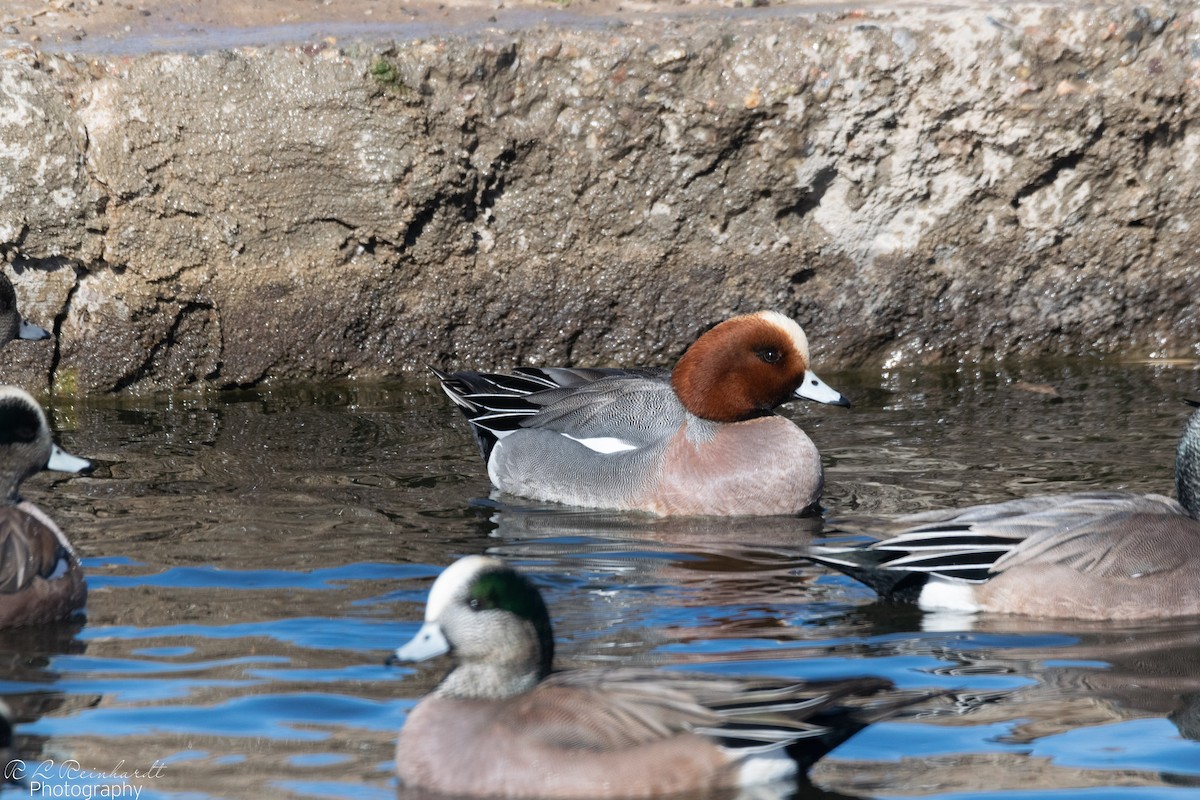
[1, 1, 1198, 393]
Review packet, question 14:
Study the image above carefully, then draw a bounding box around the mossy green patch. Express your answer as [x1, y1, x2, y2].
[369, 58, 410, 95]
[52, 368, 79, 397]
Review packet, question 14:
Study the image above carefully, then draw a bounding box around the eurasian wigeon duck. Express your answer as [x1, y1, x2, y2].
[0, 273, 50, 349]
[433, 311, 849, 516]
[0, 386, 92, 627]
[807, 401, 1200, 620]
[386, 555, 937, 798]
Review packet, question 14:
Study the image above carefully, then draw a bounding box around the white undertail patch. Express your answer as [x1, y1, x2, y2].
[735, 748, 798, 787]
[918, 577, 982, 614]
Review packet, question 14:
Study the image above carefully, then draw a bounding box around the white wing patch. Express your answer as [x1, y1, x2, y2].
[560, 433, 638, 454]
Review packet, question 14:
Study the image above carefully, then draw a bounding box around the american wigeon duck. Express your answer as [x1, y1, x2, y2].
[0, 386, 92, 627]
[434, 311, 849, 516]
[807, 401, 1200, 620]
[0, 274, 50, 348]
[386, 555, 935, 798]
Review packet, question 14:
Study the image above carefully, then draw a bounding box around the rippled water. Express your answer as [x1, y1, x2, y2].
[8, 360, 1200, 799]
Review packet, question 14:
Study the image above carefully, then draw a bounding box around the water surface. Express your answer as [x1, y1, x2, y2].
[9, 360, 1200, 799]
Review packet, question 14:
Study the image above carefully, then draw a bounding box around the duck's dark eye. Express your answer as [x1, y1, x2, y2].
[467, 597, 483, 611]
[757, 348, 783, 365]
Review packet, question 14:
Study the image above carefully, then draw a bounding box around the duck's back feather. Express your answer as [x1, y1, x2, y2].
[432, 367, 673, 462]
[814, 492, 1194, 595]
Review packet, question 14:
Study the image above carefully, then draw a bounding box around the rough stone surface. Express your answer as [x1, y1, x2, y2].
[1, 1, 1198, 393]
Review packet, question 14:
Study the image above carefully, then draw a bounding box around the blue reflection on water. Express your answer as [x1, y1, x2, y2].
[87, 562, 439, 591]
[75, 617, 411, 652]
[26, 693, 407, 738]
[12, 370, 1200, 799]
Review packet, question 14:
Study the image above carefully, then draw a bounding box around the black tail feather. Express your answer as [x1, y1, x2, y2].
[807, 552, 930, 603]
[431, 367, 541, 462]
[784, 686, 944, 771]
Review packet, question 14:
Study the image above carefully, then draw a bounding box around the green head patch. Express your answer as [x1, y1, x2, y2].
[469, 566, 555, 673]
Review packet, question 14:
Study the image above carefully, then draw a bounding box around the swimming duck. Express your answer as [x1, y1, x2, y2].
[808, 401, 1200, 620]
[0, 386, 92, 627]
[0, 273, 50, 348]
[433, 311, 849, 516]
[387, 555, 934, 798]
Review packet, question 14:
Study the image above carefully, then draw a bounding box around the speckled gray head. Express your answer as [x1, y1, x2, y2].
[388, 555, 554, 699]
[0, 386, 93, 503]
[0, 273, 50, 347]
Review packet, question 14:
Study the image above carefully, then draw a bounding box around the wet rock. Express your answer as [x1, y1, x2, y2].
[1, 1, 1198, 394]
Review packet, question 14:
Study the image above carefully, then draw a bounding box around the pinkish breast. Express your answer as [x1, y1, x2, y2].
[642, 416, 823, 516]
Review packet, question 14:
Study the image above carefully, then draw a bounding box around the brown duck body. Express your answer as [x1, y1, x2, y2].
[810, 403, 1200, 620]
[396, 675, 746, 798]
[0, 501, 87, 627]
[389, 556, 934, 798]
[0, 386, 92, 627]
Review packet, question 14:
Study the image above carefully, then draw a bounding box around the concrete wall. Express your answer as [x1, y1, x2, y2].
[1, 1, 1197, 393]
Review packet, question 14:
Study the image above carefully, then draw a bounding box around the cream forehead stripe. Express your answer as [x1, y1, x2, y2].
[0, 385, 42, 408]
[0, 386, 46, 425]
[755, 311, 810, 361]
[423, 555, 505, 622]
